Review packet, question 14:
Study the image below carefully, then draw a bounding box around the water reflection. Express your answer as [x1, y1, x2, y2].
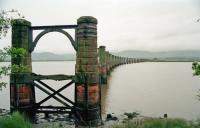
[103, 62, 200, 120]
[101, 84, 109, 115]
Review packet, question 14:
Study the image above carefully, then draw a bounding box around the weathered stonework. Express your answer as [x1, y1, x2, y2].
[10, 19, 35, 120]
[75, 16, 101, 126]
[105, 51, 111, 75]
[98, 46, 107, 84]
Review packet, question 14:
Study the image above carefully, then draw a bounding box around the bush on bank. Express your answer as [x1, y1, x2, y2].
[112, 118, 200, 128]
[0, 112, 31, 128]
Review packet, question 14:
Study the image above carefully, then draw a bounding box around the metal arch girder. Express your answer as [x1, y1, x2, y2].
[30, 28, 77, 52]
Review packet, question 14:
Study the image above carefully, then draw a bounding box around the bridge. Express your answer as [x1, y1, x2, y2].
[10, 16, 147, 127]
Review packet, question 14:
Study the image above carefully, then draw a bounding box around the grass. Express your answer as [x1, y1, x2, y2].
[0, 112, 32, 128]
[112, 118, 200, 128]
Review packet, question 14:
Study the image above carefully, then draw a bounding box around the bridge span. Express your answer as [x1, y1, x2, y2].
[10, 16, 147, 127]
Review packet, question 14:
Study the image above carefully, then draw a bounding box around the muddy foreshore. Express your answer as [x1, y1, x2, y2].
[32, 112, 143, 128]
[0, 109, 144, 128]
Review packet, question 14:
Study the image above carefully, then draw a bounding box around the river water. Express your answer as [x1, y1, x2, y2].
[0, 61, 200, 120]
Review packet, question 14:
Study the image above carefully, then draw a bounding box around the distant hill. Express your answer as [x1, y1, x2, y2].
[32, 52, 75, 61]
[112, 50, 200, 61]
[3, 50, 200, 61]
[32, 50, 200, 61]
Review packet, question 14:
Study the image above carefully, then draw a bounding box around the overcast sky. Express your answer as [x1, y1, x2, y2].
[0, 0, 200, 54]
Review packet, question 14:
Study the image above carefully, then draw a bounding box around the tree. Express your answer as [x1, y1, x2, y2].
[192, 62, 200, 76]
[0, 47, 29, 90]
[0, 9, 24, 39]
[0, 10, 27, 90]
[192, 61, 200, 100]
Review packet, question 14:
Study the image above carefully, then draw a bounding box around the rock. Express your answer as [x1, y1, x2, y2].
[132, 112, 140, 117]
[0, 109, 10, 116]
[57, 117, 66, 121]
[106, 114, 118, 121]
[36, 119, 48, 124]
[124, 112, 140, 119]
[112, 116, 118, 121]
[66, 121, 74, 125]
[106, 114, 113, 120]
[48, 118, 55, 122]
[69, 118, 74, 122]
[164, 114, 168, 118]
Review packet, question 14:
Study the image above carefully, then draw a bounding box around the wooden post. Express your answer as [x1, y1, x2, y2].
[10, 19, 35, 120]
[75, 16, 101, 126]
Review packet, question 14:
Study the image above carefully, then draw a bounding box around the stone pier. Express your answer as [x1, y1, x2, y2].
[98, 46, 107, 84]
[75, 16, 101, 126]
[10, 19, 35, 120]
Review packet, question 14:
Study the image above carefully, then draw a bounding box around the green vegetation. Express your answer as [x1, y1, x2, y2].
[0, 47, 29, 90]
[192, 62, 200, 76]
[0, 10, 24, 39]
[192, 61, 200, 100]
[0, 9, 27, 90]
[112, 118, 200, 128]
[0, 112, 32, 128]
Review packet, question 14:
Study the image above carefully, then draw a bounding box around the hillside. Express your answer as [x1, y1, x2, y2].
[22, 50, 200, 61]
[32, 52, 75, 61]
[112, 50, 200, 61]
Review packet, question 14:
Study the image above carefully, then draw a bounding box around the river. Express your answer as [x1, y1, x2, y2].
[0, 61, 200, 120]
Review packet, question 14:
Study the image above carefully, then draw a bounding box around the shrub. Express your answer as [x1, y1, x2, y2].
[0, 112, 32, 128]
[112, 118, 199, 128]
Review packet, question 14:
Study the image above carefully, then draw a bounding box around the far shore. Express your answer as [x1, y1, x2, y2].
[1, 60, 199, 62]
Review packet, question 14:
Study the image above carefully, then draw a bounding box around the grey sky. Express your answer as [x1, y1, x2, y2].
[0, 0, 200, 54]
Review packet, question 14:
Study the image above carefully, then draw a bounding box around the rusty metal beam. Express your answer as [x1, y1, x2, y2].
[33, 82, 72, 109]
[31, 25, 78, 30]
[37, 81, 74, 105]
[35, 80, 74, 105]
[31, 73, 75, 81]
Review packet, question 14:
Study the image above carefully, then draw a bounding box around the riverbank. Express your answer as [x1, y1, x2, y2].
[32, 115, 200, 128]
[1, 109, 199, 128]
[32, 112, 141, 128]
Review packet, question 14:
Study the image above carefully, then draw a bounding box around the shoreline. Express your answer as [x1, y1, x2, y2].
[1, 109, 199, 128]
[0, 109, 143, 128]
[32, 112, 143, 128]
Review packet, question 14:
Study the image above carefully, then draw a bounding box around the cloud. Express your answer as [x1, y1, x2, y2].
[1, 0, 200, 53]
[154, 26, 200, 41]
